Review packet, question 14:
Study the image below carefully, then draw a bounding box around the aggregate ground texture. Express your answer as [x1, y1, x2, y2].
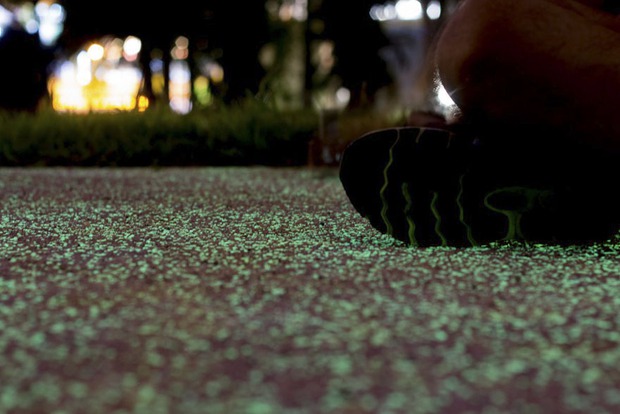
[1, 167, 620, 414]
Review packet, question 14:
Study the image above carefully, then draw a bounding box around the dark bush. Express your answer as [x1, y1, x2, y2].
[0, 101, 319, 167]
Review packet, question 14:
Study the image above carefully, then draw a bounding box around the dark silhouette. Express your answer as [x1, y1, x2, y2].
[206, 1, 270, 104]
[318, 0, 393, 109]
[0, 23, 51, 112]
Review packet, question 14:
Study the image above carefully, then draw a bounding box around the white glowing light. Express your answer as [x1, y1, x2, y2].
[87, 43, 105, 61]
[434, 75, 459, 119]
[395, 0, 423, 21]
[170, 60, 190, 83]
[38, 21, 61, 46]
[76, 51, 92, 86]
[34, 1, 48, 17]
[58, 60, 76, 81]
[382, 4, 397, 20]
[0, 6, 12, 31]
[336, 88, 351, 107]
[372, 1, 425, 22]
[291, 0, 308, 21]
[123, 36, 142, 57]
[24, 19, 38, 34]
[369, 5, 383, 21]
[48, 3, 66, 21]
[102, 66, 142, 109]
[426, 0, 441, 20]
[369, 3, 398, 22]
[169, 60, 192, 114]
[436, 82, 454, 107]
[35, 1, 65, 46]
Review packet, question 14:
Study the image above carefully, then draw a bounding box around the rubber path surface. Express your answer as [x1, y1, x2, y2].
[1, 167, 620, 413]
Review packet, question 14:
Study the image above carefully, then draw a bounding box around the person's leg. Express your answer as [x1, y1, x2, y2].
[339, 0, 620, 247]
[435, 0, 620, 152]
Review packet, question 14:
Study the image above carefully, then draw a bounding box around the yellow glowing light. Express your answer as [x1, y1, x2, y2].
[50, 42, 146, 113]
[208, 64, 224, 84]
[87, 43, 104, 61]
[193, 75, 211, 106]
[49, 75, 89, 114]
[137, 95, 149, 112]
[151, 72, 165, 96]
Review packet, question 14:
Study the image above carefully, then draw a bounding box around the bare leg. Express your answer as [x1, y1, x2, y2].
[435, 0, 620, 152]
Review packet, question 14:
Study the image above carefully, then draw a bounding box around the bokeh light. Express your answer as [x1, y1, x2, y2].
[49, 31, 204, 114]
[426, 0, 442, 20]
[269, 0, 308, 21]
[169, 60, 192, 114]
[370, 0, 442, 22]
[168, 36, 192, 114]
[395, 0, 423, 21]
[0, 5, 13, 37]
[49, 36, 145, 113]
[171, 35, 189, 60]
[87, 43, 104, 61]
[0, 1, 65, 45]
[122, 36, 141, 61]
[35, 1, 65, 46]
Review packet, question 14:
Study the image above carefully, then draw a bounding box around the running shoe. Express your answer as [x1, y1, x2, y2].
[339, 127, 620, 247]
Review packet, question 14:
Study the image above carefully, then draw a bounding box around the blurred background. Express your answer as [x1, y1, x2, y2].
[0, 0, 460, 116]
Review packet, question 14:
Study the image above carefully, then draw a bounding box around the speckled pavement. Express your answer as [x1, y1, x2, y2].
[2, 167, 620, 414]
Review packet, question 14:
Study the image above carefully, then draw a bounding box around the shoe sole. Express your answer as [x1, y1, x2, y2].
[339, 127, 618, 247]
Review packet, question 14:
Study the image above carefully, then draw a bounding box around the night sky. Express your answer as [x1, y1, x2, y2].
[59, 1, 224, 51]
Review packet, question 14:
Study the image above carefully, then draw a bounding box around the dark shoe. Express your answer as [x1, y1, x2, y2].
[339, 127, 620, 247]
